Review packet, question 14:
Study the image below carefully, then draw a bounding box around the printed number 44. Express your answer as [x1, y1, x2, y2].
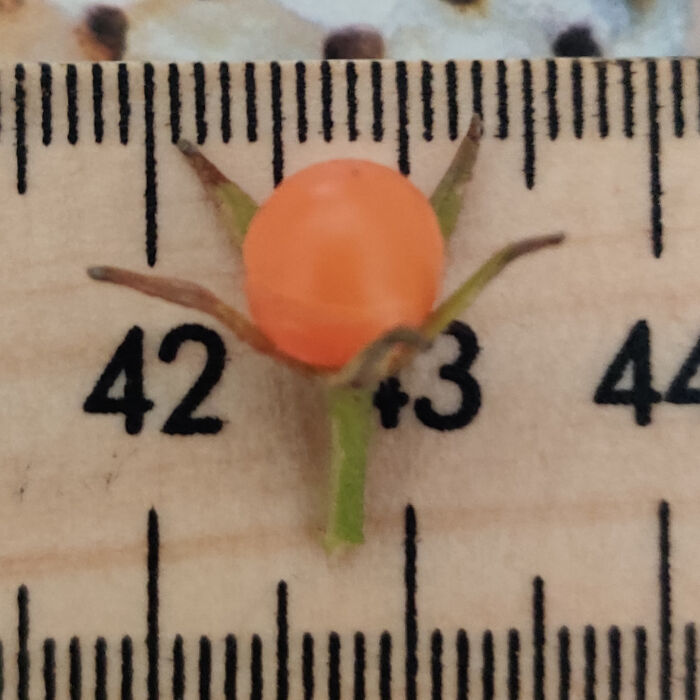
[594, 319, 700, 426]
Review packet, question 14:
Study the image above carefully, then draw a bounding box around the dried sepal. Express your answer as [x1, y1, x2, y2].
[178, 139, 258, 248]
[87, 265, 318, 375]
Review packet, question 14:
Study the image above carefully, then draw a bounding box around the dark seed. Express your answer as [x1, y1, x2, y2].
[552, 25, 602, 57]
[323, 26, 385, 60]
[81, 4, 128, 60]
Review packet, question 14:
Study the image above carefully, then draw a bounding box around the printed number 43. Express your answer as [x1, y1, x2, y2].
[84, 320, 483, 435]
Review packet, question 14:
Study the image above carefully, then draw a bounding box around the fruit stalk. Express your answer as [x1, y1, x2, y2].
[324, 385, 375, 551]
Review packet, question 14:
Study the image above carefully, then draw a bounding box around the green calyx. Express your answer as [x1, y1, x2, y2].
[89, 123, 564, 553]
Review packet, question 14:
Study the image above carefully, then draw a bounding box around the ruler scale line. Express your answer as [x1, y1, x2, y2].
[95, 637, 107, 700]
[172, 635, 184, 700]
[250, 635, 263, 700]
[446, 60, 458, 141]
[0, 641, 3, 700]
[66, 64, 78, 145]
[40, 63, 52, 146]
[276, 581, 289, 700]
[224, 634, 237, 700]
[379, 631, 391, 700]
[471, 60, 483, 122]
[421, 61, 433, 142]
[619, 59, 635, 138]
[199, 636, 211, 700]
[496, 60, 508, 139]
[696, 59, 700, 134]
[321, 60, 333, 143]
[219, 62, 231, 144]
[546, 59, 559, 141]
[608, 626, 621, 700]
[244, 63, 257, 143]
[634, 627, 647, 700]
[345, 61, 358, 142]
[14, 63, 27, 194]
[118, 63, 130, 145]
[92, 64, 104, 144]
[686, 623, 697, 700]
[193, 62, 207, 146]
[647, 60, 663, 258]
[571, 60, 584, 139]
[482, 631, 494, 700]
[270, 62, 284, 186]
[396, 61, 409, 175]
[328, 633, 340, 700]
[456, 630, 469, 700]
[659, 500, 672, 699]
[371, 61, 383, 142]
[583, 626, 596, 700]
[168, 64, 181, 145]
[430, 630, 442, 700]
[146, 507, 159, 700]
[43, 638, 56, 700]
[671, 59, 684, 138]
[533, 577, 545, 700]
[558, 627, 570, 700]
[144, 63, 158, 267]
[352, 632, 364, 700]
[596, 61, 609, 138]
[404, 504, 418, 700]
[507, 629, 520, 700]
[522, 59, 535, 190]
[295, 61, 307, 144]
[17, 585, 29, 700]
[302, 633, 314, 700]
[120, 636, 133, 700]
[69, 636, 81, 700]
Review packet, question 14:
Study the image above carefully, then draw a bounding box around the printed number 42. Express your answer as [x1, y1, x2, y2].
[84, 324, 225, 435]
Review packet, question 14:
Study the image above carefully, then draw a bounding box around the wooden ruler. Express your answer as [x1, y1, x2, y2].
[1, 58, 700, 699]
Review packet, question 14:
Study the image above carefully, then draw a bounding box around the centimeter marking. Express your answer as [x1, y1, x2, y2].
[3, 59, 700, 264]
[0, 501, 692, 699]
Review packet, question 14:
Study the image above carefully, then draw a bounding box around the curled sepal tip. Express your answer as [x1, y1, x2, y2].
[430, 114, 483, 240]
[177, 139, 258, 249]
[329, 326, 431, 390]
[421, 232, 565, 342]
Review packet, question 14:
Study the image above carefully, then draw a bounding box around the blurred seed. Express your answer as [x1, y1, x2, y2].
[323, 25, 385, 60]
[552, 25, 601, 57]
[76, 4, 128, 61]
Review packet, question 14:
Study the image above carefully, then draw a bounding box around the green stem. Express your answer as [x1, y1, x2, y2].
[324, 385, 375, 551]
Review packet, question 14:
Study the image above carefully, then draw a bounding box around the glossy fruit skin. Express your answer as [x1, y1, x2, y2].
[242, 159, 444, 368]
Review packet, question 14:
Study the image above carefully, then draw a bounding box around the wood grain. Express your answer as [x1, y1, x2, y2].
[0, 59, 698, 698]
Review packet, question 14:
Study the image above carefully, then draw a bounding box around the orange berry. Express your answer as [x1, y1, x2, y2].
[242, 159, 444, 369]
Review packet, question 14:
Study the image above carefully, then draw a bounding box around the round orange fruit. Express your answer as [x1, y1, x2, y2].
[242, 159, 444, 368]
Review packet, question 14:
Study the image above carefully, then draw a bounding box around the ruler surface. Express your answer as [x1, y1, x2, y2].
[1, 58, 700, 699]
